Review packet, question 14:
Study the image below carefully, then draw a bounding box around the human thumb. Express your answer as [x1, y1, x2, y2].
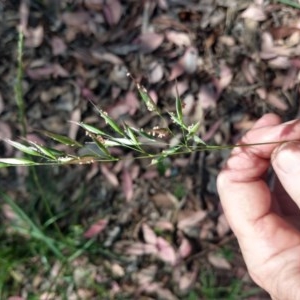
[272, 142, 300, 207]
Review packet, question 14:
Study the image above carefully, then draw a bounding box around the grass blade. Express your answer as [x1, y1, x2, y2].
[1, 192, 64, 259]
[90, 135, 112, 158]
[5, 139, 44, 157]
[87, 99, 125, 136]
[124, 125, 140, 146]
[27, 142, 58, 160]
[275, 0, 300, 9]
[36, 130, 83, 147]
[0, 158, 37, 167]
[76, 122, 106, 136]
[100, 111, 125, 136]
[137, 83, 158, 112]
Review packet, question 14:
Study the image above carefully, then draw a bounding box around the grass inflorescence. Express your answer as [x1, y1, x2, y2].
[2, 71, 298, 169]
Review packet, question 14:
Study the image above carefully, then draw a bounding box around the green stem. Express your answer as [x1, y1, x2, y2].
[30, 168, 64, 239]
[14, 30, 27, 136]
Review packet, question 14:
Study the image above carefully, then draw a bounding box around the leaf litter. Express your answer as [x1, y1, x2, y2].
[2, 0, 300, 298]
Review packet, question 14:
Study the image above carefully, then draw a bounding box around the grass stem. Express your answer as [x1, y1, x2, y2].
[14, 30, 27, 136]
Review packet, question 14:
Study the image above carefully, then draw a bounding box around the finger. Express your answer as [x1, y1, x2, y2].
[272, 141, 300, 209]
[251, 113, 281, 129]
[273, 176, 299, 216]
[217, 118, 300, 250]
[224, 118, 300, 190]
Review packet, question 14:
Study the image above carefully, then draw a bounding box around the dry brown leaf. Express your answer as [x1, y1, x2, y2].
[103, 0, 123, 26]
[157, 0, 168, 10]
[260, 32, 277, 59]
[2, 204, 18, 222]
[69, 108, 81, 140]
[166, 30, 191, 47]
[216, 213, 231, 237]
[155, 237, 177, 265]
[178, 270, 198, 292]
[77, 289, 94, 298]
[84, 219, 108, 238]
[233, 116, 256, 132]
[178, 238, 192, 259]
[0, 121, 13, 155]
[170, 80, 188, 97]
[241, 4, 267, 22]
[135, 265, 157, 285]
[202, 119, 222, 142]
[107, 101, 129, 119]
[91, 51, 124, 65]
[155, 287, 178, 300]
[62, 11, 91, 27]
[168, 63, 184, 81]
[85, 164, 100, 182]
[25, 25, 44, 48]
[126, 242, 157, 256]
[138, 32, 164, 53]
[142, 169, 159, 179]
[286, 32, 300, 47]
[179, 46, 199, 74]
[142, 223, 157, 245]
[266, 92, 289, 111]
[100, 165, 119, 187]
[40, 293, 56, 300]
[197, 84, 218, 110]
[130, 164, 140, 181]
[155, 221, 174, 232]
[148, 61, 164, 83]
[217, 61, 233, 91]
[218, 35, 235, 46]
[26, 64, 69, 80]
[84, 0, 104, 11]
[268, 56, 291, 69]
[182, 94, 195, 116]
[0, 92, 3, 114]
[256, 87, 267, 100]
[109, 65, 129, 88]
[40, 86, 68, 103]
[281, 67, 299, 91]
[208, 253, 231, 270]
[121, 169, 133, 202]
[19, 0, 29, 34]
[151, 193, 177, 209]
[270, 26, 300, 40]
[199, 219, 214, 240]
[51, 36, 67, 56]
[242, 59, 257, 84]
[291, 58, 300, 70]
[177, 210, 207, 231]
[108, 91, 139, 119]
[110, 263, 125, 278]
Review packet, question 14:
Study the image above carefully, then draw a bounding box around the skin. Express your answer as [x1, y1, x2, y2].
[217, 114, 300, 300]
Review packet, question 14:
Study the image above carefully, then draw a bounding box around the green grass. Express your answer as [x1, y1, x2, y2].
[0, 181, 118, 299]
[275, 0, 300, 9]
[198, 268, 262, 300]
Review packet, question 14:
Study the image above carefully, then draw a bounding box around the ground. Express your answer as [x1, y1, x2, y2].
[1, 0, 300, 299]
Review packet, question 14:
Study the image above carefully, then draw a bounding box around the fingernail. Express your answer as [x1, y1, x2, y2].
[275, 142, 300, 174]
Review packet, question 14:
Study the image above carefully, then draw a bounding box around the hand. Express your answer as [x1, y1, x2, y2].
[217, 114, 300, 300]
